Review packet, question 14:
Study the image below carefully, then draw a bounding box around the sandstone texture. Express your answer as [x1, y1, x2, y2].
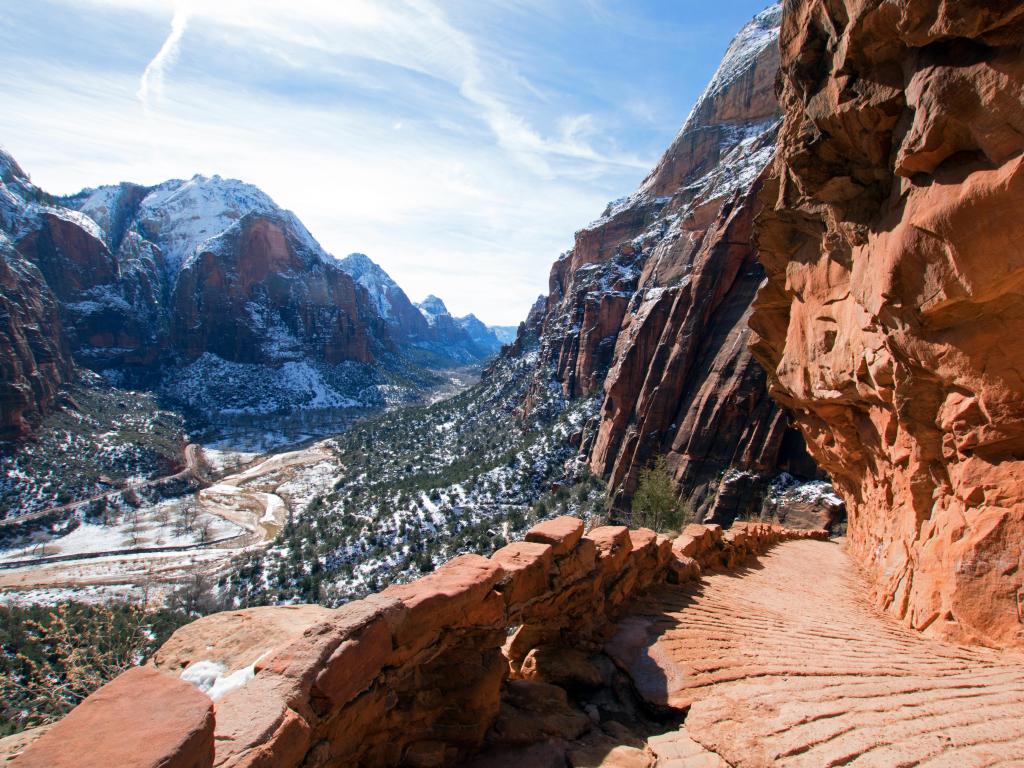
[515, 4, 821, 522]
[618, 538, 1024, 766]
[751, 0, 1024, 647]
[0, 233, 74, 441]
[14, 517, 821, 768]
[10, 666, 214, 768]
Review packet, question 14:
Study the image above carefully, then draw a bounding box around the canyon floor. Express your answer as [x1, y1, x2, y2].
[612, 539, 1024, 767]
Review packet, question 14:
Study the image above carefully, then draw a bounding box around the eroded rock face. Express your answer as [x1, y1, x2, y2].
[0, 236, 74, 441]
[171, 215, 379, 366]
[751, 0, 1024, 647]
[0, 157, 399, 428]
[521, 4, 819, 520]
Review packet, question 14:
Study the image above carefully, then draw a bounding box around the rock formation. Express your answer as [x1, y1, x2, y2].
[0, 234, 74, 441]
[0, 152, 76, 440]
[10, 517, 823, 768]
[750, 0, 1024, 647]
[339, 253, 433, 345]
[519, 4, 820, 521]
[1, 159, 499, 425]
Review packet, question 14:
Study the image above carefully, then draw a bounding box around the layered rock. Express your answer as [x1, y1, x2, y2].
[750, 0, 1024, 647]
[521, 4, 820, 520]
[12, 517, 822, 768]
[0, 159, 408, 424]
[0, 234, 74, 441]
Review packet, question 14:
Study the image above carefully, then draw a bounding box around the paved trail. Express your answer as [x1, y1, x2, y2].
[613, 539, 1024, 767]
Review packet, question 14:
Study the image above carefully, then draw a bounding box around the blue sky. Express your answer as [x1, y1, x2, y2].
[1, 0, 771, 325]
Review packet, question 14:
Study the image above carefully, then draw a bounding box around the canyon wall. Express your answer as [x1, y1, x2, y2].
[523, 5, 820, 521]
[0, 236, 74, 441]
[10, 518, 823, 768]
[751, 0, 1024, 647]
[0, 153, 76, 440]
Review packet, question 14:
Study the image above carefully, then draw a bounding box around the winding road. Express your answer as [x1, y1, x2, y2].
[0, 440, 337, 600]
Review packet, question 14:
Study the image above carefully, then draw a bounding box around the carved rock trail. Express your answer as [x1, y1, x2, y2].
[617, 539, 1024, 767]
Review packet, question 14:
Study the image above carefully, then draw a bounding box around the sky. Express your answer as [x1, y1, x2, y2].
[1, 0, 771, 325]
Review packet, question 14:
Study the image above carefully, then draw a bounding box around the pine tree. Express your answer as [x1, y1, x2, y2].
[631, 456, 690, 533]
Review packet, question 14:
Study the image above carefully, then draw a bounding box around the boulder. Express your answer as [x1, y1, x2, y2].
[12, 666, 214, 768]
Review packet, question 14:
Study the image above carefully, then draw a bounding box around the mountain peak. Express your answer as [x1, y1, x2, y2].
[417, 295, 449, 318]
[0, 147, 28, 183]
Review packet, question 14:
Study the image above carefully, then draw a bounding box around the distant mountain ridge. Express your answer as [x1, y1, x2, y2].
[0, 154, 503, 436]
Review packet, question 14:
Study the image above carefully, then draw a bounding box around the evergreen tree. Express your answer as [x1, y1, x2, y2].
[631, 456, 690, 533]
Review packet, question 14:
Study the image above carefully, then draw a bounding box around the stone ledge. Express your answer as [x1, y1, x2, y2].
[13, 519, 822, 768]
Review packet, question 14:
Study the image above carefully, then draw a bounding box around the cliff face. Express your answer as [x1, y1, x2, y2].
[526, 4, 819, 520]
[171, 215, 379, 366]
[751, 0, 1024, 647]
[0, 152, 77, 440]
[0, 235, 74, 441]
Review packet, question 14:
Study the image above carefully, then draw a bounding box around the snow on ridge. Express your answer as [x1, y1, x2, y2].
[338, 253, 401, 320]
[417, 295, 450, 322]
[135, 174, 330, 274]
[678, 3, 782, 136]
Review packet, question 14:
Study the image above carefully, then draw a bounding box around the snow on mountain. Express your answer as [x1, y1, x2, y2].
[338, 252, 403, 320]
[679, 2, 782, 135]
[416, 295, 449, 322]
[489, 326, 518, 345]
[74, 174, 329, 276]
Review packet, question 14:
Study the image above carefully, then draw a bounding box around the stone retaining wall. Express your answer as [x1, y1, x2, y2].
[12, 518, 825, 768]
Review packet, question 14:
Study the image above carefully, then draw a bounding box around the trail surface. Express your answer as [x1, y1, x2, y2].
[612, 539, 1024, 767]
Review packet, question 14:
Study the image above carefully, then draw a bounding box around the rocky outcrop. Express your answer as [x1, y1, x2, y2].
[11, 666, 214, 768]
[339, 253, 432, 344]
[0, 236, 74, 441]
[522, 5, 820, 521]
[171, 216, 379, 366]
[750, 0, 1024, 647]
[12, 518, 823, 768]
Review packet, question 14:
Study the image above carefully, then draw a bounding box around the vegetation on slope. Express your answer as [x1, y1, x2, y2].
[220, 347, 608, 607]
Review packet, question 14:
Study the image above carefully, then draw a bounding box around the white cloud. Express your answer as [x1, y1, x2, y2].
[1, 0, 665, 324]
[137, 1, 190, 108]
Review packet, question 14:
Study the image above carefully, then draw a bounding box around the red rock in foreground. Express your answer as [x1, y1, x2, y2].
[751, 0, 1024, 647]
[12, 519, 821, 768]
[11, 666, 213, 768]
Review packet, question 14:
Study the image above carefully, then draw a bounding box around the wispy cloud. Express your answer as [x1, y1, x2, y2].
[0, 0, 757, 323]
[137, 1, 190, 108]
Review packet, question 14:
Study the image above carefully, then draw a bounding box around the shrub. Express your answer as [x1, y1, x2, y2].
[630, 456, 691, 534]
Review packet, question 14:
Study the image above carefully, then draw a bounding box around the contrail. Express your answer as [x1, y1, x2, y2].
[137, 3, 191, 107]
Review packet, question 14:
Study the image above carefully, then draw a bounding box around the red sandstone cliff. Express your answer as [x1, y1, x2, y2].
[0, 236, 74, 441]
[524, 4, 819, 520]
[171, 215, 379, 366]
[751, 0, 1024, 647]
[0, 160, 399, 425]
[0, 152, 76, 440]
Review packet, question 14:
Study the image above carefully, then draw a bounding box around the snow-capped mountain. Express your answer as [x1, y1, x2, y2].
[415, 294, 504, 363]
[338, 253, 432, 343]
[0, 152, 516, 429]
[0, 159, 424, 422]
[339, 255, 504, 366]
